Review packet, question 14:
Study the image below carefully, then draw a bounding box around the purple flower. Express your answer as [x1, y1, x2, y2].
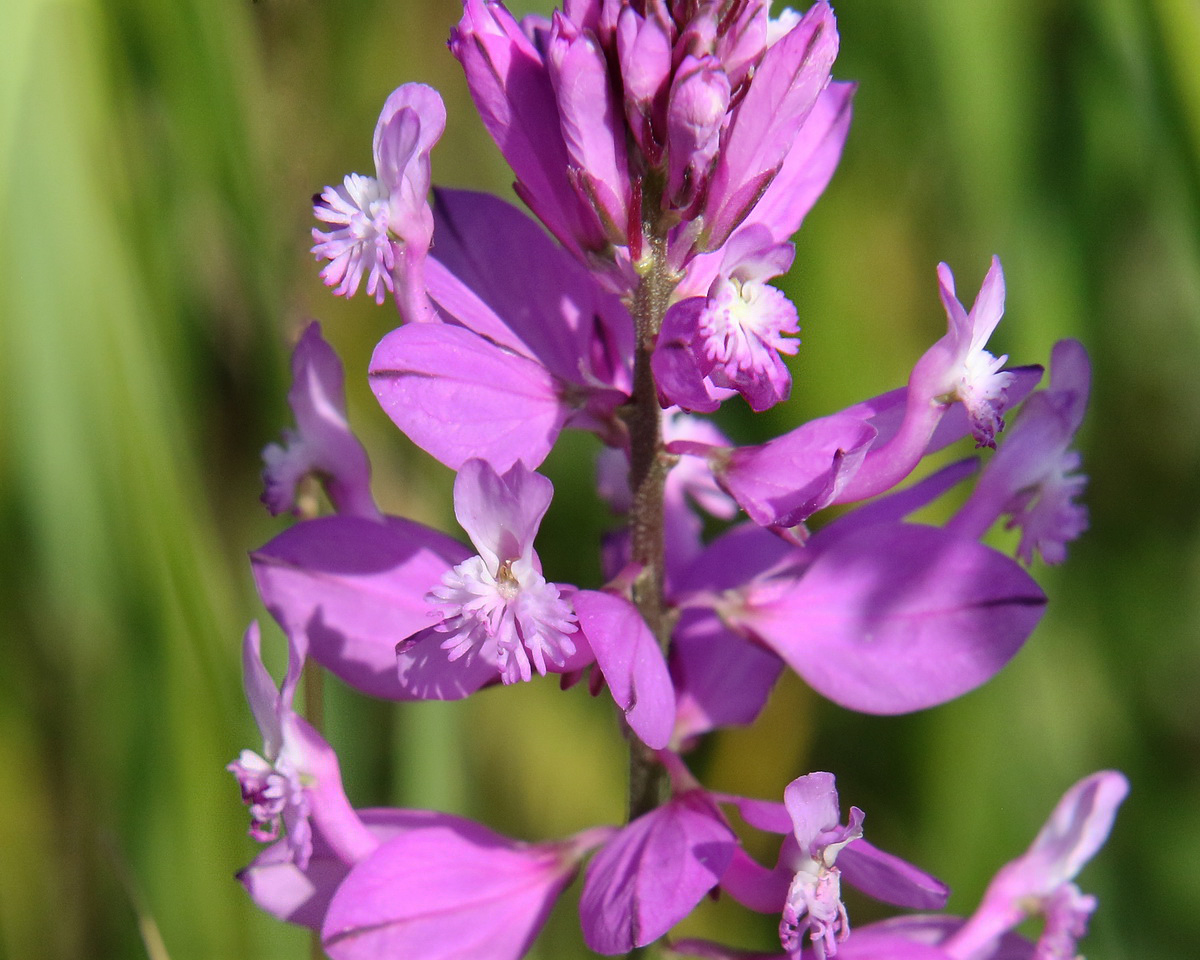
[832, 256, 1015, 504]
[940, 771, 1128, 960]
[654, 227, 801, 413]
[321, 819, 604, 960]
[260, 322, 380, 521]
[714, 773, 949, 960]
[777, 776, 864, 958]
[948, 339, 1090, 564]
[228, 623, 376, 870]
[450, 0, 845, 288]
[407, 459, 580, 686]
[253, 458, 589, 699]
[369, 188, 632, 472]
[312, 84, 445, 318]
[581, 789, 737, 954]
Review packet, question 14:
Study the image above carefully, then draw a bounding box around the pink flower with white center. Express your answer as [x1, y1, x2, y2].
[415, 459, 578, 685]
[312, 84, 445, 319]
[261, 322, 381, 521]
[653, 226, 800, 413]
[936, 255, 1013, 448]
[227, 622, 314, 868]
[942, 770, 1129, 960]
[948, 339, 1091, 565]
[699, 276, 800, 387]
[779, 774, 864, 959]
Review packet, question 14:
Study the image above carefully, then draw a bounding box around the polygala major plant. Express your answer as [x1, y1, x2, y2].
[230, 2, 1124, 958]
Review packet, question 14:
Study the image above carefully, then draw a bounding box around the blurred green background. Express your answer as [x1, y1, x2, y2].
[2, 0, 1197, 957]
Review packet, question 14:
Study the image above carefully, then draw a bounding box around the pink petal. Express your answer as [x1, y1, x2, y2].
[838, 839, 950, 911]
[717, 412, 878, 528]
[369, 322, 570, 471]
[322, 825, 575, 960]
[430, 188, 634, 389]
[581, 792, 735, 953]
[251, 516, 481, 701]
[452, 459, 554, 572]
[737, 523, 1046, 714]
[574, 590, 675, 749]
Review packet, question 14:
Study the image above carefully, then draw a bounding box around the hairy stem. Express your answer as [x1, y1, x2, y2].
[624, 227, 677, 823]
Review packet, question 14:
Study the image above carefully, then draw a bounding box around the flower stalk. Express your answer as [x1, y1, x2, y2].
[624, 211, 678, 827]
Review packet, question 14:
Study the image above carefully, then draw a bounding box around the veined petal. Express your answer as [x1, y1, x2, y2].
[369, 322, 570, 472]
[547, 12, 632, 241]
[251, 515, 475, 700]
[838, 840, 950, 911]
[734, 524, 1046, 714]
[701, 1, 839, 252]
[575, 589, 675, 750]
[261, 322, 380, 521]
[581, 792, 736, 954]
[452, 459, 554, 573]
[450, 0, 605, 256]
[737, 81, 855, 245]
[323, 824, 577, 960]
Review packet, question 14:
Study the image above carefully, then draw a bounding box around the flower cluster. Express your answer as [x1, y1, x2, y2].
[232, 2, 1122, 958]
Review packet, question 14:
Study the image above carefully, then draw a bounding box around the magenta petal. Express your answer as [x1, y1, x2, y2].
[262, 322, 379, 520]
[1013, 770, 1128, 892]
[547, 14, 631, 238]
[251, 516, 477, 700]
[237, 808, 468, 930]
[322, 825, 575, 960]
[238, 836, 350, 930]
[838, 839, 950, 911]
[743, 80, 855, 244]
[718, 412, 878, 527]
[671, 609, 783, 740]
[837, 926, 957, 960]
[814, 459, 980, 546]
[574, 590, 675, 749]
[369, 322, 569, 471]
[453, 459, 553, 571]
[430, 188, 634, 388]
[739, 524, 1046, 714]
[783, 772, 841, 849]
[242, 622, 284, 758]
[718, 845, 790, 914]
[581, 792, 736, 954]
[449, 0, 602, 255]
[675, 521, 801, 598]
[652, 298, 724, 412]
[373, 84, 445, 199]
